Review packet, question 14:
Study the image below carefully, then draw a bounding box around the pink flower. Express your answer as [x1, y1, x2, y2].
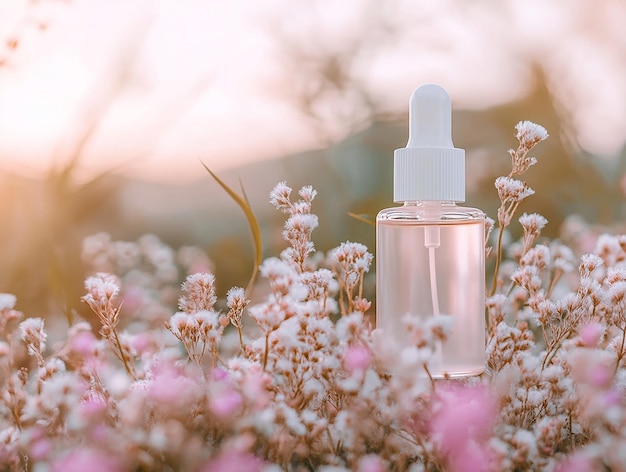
[229, 362, 271, 409]
[148, 363, 199, 407]
[80, 396, 108, 418]
[89, 424, 109, 443]
[121, 286, 144, 315]
[51, 448, 122, 472]
[554, 452, 596, 472]
[448, 440, 492, 472]
[578, 322, 603, 347]
[29, 439, 52, 461]
[604, 389, 622, 407]
[343, 345, 371, 373]
[131, 333, 152, 355]
[357, 454, 385, 472]
[209, 389, 243, 419]
[24, 427, 51, 461]
[212, 367, 229, 381]
[70, 331, 98, 356]
[588, 365, 612, 388]
[199, 451, 264, 472]
[429, 383, 495, 471]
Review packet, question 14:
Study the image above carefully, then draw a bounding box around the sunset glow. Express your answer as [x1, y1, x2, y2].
[0, 0, 625, 182]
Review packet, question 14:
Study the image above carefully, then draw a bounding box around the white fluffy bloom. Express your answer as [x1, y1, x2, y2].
[0, 426, 19, 454]
[42, 357, 66, 374]
[401, 313, 454, 348]
[551, 243, 576, 273]
[607, 281, 626, 306]
[519, 244, 551, 269]
[179, 272, 217, 313]
[298, 185, 317, 204]
[579, 254, 604, 277]
[278, 404, 306, 436]
[194, 310, 222, 339]
[260, 257, 294, 279]
[0, 293, 17, 311]
[83, 273, 120, 302]
[35, 371, 86, 415]
[226, 286, 249, 328]
[399, 345, 433, 368]
[269, 181, 292, 212]
[248, 303, 288, 333]
[330, 242, 374, 285]
[594, 234, 626, 267]
[519, 213, 548, 232]
[19, 317, 47, 359]
[495, 176, 535, 203]
[515, 120, 549, 145]
[284, 213, 319, 235]
[226, 287, 246, 307]
[167, 312, 188, 338]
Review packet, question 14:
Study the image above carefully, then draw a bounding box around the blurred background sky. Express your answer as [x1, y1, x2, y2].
[1, 0, 626, 315]
[1, 0, 625, 182]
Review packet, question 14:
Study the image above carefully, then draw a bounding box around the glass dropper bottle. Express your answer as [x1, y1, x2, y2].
[376, 84, 486, 378]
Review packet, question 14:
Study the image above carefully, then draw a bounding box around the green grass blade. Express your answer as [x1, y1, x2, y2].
[201, 162, 262, 295]
[348, 212, 376, 226]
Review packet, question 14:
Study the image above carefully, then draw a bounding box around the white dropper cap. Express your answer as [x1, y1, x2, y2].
[393, 84, 465, 203]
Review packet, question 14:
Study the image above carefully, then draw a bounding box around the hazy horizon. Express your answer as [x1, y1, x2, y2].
[0, 0, 625, 183]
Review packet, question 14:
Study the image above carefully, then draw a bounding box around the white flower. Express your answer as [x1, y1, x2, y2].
[330, 241, 373, 274]
[179, 272, 217, 313]
[84, 273, 119, 300]
[495, 176, 535, 203]
[594, 234, 626, 267]
[194, 310, 221, 335]
[0, 426, 19, 453]
[260, 257, 294, 279]
[520, 244, 551, 269]
[515, 120, 549, 146]
[167, 312, 188, 338]
[579, 254, 604, 277]
[248, 303, 288, 334]
[551, 243, 576, 273]
[519, 213, 548, 234]
[19, 317, 47, 359]
[269, 181, 292, 212]
[298, 185, 317, 204]
[607, 281, 626, 306]
[284, 213, 319, 236]
[0, 293, 17, 311]
[226, 287, 246, 307]
[43, 357, 66, 374]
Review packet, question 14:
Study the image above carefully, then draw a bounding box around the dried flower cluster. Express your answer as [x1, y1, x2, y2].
[0, 121, 625, 471]
[490, 121, 548, 296]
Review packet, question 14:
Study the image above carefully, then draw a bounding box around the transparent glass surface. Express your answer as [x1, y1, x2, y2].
[376, 202, 486, 378]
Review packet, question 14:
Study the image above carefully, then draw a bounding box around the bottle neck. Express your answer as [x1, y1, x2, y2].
[402, 200, 456, 207]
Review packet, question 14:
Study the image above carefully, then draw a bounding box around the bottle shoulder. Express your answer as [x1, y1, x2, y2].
[377, 203, 485, 223]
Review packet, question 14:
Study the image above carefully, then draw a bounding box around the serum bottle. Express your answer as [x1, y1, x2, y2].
[376, 84, 485, 378]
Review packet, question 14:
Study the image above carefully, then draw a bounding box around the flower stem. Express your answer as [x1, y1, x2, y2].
[111, 326, 135, 380]
[262, 332, 270, 370]
[490, 223, 506, 296]
[237, 326, 245, 354]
